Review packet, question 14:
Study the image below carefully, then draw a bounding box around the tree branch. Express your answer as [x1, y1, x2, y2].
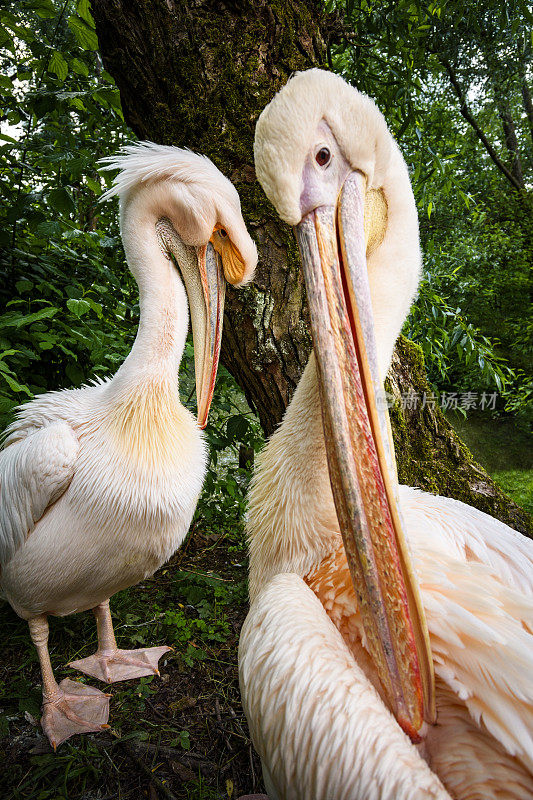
[439, 57, 525, 192]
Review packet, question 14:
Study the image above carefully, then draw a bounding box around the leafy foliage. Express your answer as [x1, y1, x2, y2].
[0, 0, 133, 423]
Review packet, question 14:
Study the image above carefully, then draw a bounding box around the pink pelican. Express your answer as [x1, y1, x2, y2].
[239, 70, 533, 799]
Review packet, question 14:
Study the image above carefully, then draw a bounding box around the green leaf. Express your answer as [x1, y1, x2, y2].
[86, 176, 101, 194]
[1, 372, 33, 396]
[70, 57, 89, 76]
[48, 50, 68, 81]
[76, 0, 95, 28]
[47, 187, 75, 216]
[66, 298, 91, 316]
[226, 414, 249, 442]
[0, 307, 58, 328]
[68, 15, 99, 50]
[66, 363, 85, 385]
[23, 0, 56, 18]
[15, 280, 33, 293]
[86, 297, 103, 317]
[0, 395, 17, 414]
[36, 334, 57, 350]
[35, 220, 62, 238]
[69, 96, 86, 112]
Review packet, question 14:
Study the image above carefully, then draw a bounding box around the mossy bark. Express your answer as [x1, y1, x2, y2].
[92, 0, 531, 535]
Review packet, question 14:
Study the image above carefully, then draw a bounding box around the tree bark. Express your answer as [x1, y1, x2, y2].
[517, 34, 533, 143]
[92, 0, 531, 535]
[496, 99, 524, 188]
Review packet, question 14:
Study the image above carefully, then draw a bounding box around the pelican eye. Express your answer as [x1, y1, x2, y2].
[218, 228, 228, 239]
[315, 147, 331, 167]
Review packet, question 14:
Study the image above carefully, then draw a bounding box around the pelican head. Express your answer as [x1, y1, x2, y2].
[255, 69, 434, 738]
[101, 142, 257, 427]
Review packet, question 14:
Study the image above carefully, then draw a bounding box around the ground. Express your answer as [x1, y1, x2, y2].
[0, 518, 264, 800]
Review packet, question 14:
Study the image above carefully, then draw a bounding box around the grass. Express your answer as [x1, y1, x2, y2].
[447, 411, 533, 515]
[490, 469, 533, 518]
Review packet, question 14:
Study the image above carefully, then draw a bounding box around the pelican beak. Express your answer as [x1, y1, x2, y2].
[192, 242, 225, 429]
[296, 172, 435, 739]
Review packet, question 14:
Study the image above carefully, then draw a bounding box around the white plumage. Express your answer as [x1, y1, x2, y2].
[1, 142, 256, 748]
[240, 575, 449, 800]
[240, 70, 533, 799]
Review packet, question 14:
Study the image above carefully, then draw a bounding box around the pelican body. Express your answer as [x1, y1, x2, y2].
[239, 70, 533, 799]
[0, 142, 257, 748]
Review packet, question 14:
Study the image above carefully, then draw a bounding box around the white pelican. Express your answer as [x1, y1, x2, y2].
[239, 70, 533, 799]
[0, 142, 257, 749]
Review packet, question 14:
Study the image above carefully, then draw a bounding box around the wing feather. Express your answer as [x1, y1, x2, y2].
[399, 486, 533, 594]
[0, 422, 79, 567]
[399, 487, 533, 772]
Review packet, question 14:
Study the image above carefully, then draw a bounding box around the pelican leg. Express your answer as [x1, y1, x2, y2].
[28, 615, 110, 750]
[68, 600, 171, 683]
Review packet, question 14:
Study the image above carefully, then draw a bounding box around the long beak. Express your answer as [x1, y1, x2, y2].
[192, 242, 225, 429]
[296, 172, 435, 738]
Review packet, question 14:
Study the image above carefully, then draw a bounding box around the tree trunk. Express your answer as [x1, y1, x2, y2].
[92, 0, 531, 535]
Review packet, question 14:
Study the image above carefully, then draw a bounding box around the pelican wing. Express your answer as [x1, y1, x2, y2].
[239, 573, 450, 800]
[400, 486, 533, 595]
[0, 422, 79, 567]
[400, 487, 533, 773]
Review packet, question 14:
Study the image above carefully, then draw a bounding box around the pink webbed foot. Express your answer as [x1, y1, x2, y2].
[41, 678, 110, 750]
[68, 646, 172, 683]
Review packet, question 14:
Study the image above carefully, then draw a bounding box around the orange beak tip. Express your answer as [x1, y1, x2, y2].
[400, 719, 423, 743]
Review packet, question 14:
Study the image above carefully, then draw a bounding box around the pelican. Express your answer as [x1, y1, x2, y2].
[239, 70, 533, 799]
[0, 142, 257, 749]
